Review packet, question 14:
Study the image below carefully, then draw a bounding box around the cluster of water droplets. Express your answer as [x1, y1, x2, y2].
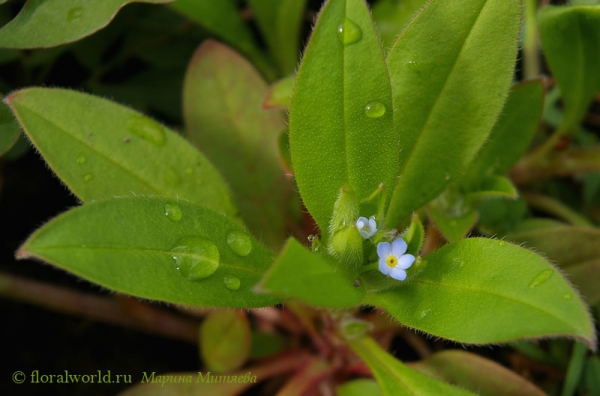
[163, 204, 252, 291]
[336, 18, 388, 121]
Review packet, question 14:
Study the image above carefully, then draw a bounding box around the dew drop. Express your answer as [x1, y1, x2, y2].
[227, 231, 252, 256]
[164, 203, 182, 222]
[127, 115, 166, 146]
[364, 101, 386, 118]
[337, 18, 362, 45]
[76, 154, 87, 165]
[499, 240, 506, 247]
[67, 7, 83, 22]
[170, 236, 220, 281]
[163, 167, 181, 187]
[83, 173, 93, 183]
[223, 275, 241, 291]
[563, 293, 572, 300]
[529, 269, 553, 288]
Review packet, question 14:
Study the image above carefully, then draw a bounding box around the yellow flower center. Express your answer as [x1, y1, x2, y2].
[386, 256, 397, 268]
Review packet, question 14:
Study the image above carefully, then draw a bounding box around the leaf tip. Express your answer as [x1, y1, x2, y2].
[15, 246, 33, 261]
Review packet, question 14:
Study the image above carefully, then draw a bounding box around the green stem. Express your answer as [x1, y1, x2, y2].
[523, 0, 540, 80]
[561, 341, 587, 396]
[522, 192, 594, 227]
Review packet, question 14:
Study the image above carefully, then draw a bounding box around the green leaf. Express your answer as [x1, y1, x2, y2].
[365, 238, 595, 347]
[466, 176, 519, 201]
[476, 197, 528, 235]
[263, 76, 295, 110]
[427, 205, 477, 243]
[337, 379, 382, 396]
[411, 350, 546, 396]
[0, 99, 20, 157]
[539, 5, 600, 134]
[289, 0, 398, 238]
[200, 310, 251, 372]
[508, 226, 600, 305]
[258, 238, 364, 308]
[371, 0, 428, 49]
[249, 331, 287, 359]
[18, 197, 280, 308]
[582, 356, 600, 396]
[247, 0, 307, 75]
[508, 226, 600, 266]
[464, 80, 544, 188]
[400, 213, 425, 256]
[0, 0, 173, 48]
[427, 187, 477, 243]
[385, 0, 521, 227]
[347, 336, 476, 396]
[170, 0, 275, 80]
[5, 88, 237, 219]
[183, 41, 292, 249]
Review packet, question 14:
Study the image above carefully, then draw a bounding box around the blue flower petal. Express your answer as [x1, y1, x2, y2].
[389, 267, 407, 281]
[377, 241, 391, 258]
[396, 254, 415, 270]
[379, 257, 390, 275]
[391, 238, 408, 256]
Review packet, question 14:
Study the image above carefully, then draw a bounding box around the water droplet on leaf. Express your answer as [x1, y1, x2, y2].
[223, 275, 241, 291]
[337, 18, 362, 45]
[364, 101, 386, 118]
[529, 269, 553, 288]
[170, 236, 220, 281]
[83, 173, 93, 183]
[227, 231, 252, 256]
[164, 203, 182, 222]
[127, 115, 166, 146]
[499, 240, 506, 247]
[76, 154, 87, 165]
[67, 7, 83, 22]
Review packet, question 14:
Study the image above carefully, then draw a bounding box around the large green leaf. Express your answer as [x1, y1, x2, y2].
[0, 0, 173, 48]
[508, 226, 600, 305]
[411, 350, 546, 396]
[348, 336, 475, 396]
[538, 5, 600, 134]
[18, 197, 279, 308]
[6, 88, 237, 219]
[258, 238, 364, 308]
[385, 0, 521, 227]
[0, 99, 19, 157]
[247, 0, 307, 75]
[170, 0, 275, 80]
[464, 80, 544, 189]
[289, 0, 398, 238]
[183, 41, 292, 249]
[365, 238, 595, 347]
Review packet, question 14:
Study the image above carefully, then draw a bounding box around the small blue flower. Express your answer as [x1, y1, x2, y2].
[377, 238, 415, 281]
[356, 216, 377, 239]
